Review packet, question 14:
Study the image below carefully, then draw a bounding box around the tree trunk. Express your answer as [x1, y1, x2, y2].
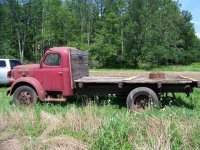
[121, 22, 124, 59]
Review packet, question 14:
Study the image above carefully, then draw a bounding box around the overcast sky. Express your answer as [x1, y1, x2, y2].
[179, 0, 200, 38]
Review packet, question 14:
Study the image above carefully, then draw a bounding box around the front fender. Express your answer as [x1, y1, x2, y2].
[8, 77, 46, 101]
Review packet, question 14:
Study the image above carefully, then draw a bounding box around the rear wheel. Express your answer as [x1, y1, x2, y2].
[13, 86, 37, 106]
[127, 87, 158, 112]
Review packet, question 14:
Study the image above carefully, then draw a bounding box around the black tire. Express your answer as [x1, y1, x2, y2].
[126, 87, 158, 112]
[13, 86, 37, 106]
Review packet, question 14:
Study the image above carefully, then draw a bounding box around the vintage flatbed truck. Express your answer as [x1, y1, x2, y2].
[7, 47, 200, 111]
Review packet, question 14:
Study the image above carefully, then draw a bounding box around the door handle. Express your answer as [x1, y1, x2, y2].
[58, 72, 63, 75]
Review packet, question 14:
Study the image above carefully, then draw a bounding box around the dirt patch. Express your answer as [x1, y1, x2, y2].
[90, 71, 200, 80]
[0, 137, 23, 150]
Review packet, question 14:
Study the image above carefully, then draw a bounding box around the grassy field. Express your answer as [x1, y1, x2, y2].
[1, 64, 200, 149]
[0, 87, 200, 150]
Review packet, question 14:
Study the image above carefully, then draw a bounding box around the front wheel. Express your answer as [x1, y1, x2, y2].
[13, 86, 37, 106]
[126, 87, 158, 112]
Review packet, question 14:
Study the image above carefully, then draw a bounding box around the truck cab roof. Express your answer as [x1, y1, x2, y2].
[47, 47, 79, 54]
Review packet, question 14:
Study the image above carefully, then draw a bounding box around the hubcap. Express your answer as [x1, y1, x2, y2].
[17, 91, 32, 105]
[133, 95, 150, 111]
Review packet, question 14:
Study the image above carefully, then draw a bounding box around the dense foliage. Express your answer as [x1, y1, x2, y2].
[0, 0, 200, 67]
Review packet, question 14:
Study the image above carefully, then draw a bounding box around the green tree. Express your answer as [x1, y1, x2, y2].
[0, 0, 200, 67]
[91, 0, 127, 67]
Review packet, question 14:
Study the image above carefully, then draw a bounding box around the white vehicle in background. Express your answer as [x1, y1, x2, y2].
[0, 59, 22, 85]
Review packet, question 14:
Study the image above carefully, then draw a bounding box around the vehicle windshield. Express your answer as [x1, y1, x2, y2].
[9, 60, 22, 69]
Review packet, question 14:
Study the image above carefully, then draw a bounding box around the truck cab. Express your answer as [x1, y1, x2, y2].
[7, 47, 88, 105]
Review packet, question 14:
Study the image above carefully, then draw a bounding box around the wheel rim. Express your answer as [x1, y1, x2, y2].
[17, 90, 32, 105]
[133, 95, 150, 111]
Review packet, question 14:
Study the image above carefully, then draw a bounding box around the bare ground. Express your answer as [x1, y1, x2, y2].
[90, 70, 200, 80]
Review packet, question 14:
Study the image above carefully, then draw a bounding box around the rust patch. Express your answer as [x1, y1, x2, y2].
[149, 72, 165, 79]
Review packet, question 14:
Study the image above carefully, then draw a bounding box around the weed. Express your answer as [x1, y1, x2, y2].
[0, 87, 200, 149]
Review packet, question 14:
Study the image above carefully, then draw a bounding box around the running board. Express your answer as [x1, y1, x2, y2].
[44, 96, 66, 102]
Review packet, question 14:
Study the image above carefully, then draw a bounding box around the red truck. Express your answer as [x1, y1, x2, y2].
[7, 47, 200, 111]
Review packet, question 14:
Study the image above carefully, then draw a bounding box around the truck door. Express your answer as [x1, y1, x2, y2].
[42, 53, 63, 91]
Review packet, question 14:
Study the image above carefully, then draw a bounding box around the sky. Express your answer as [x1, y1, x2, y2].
[179, 0, 200, 38]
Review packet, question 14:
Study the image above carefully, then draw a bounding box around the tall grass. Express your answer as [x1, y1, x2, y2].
[0, 88, 200, 150]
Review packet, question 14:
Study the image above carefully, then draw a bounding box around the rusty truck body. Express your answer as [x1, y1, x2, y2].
[7, 47, 200, 111]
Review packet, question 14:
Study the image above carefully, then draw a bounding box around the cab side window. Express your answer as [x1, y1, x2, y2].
[44, 53, 61, 66]
[0, 60, 6, 68]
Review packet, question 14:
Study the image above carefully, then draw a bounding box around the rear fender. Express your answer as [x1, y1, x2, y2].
[8, 77, 46, 101]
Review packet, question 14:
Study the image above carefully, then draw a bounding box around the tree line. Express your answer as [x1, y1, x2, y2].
[0, 0, 200, 68]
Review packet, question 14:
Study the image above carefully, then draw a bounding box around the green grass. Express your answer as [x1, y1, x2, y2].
[0, 87, 200, 150]
[146, 62, 200, 71]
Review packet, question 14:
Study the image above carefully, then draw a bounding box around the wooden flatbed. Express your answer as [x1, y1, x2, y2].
[75, 75, 198, 84]
[75, 75, 200, 96]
